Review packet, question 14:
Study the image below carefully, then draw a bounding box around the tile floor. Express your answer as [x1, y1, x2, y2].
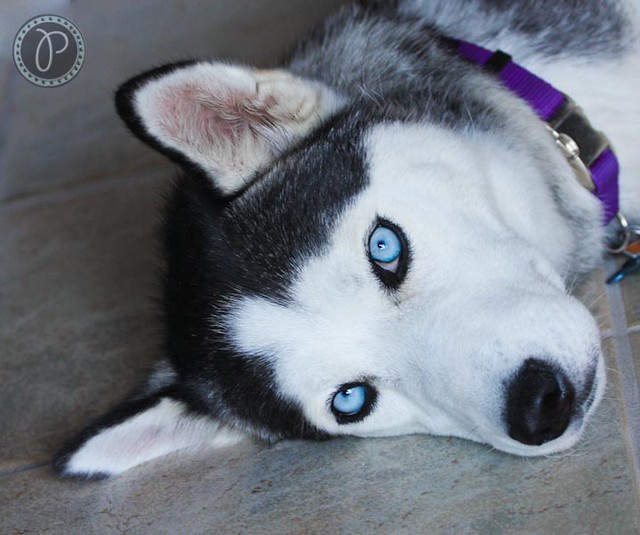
[1, 1, 639, 534]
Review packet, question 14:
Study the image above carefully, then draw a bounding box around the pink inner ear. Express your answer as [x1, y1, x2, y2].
[133, 64, 342, 193]
[155, 83, 280, 148]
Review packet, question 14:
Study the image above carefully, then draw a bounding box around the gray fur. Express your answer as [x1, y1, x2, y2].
[397, 0, 636, 58]
[288, 6, 499, 123]
[286, 5, 603, 280]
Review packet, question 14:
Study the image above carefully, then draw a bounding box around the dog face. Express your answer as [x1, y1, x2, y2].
[227, 120, 605, 455]
[54, 57, 605, 479]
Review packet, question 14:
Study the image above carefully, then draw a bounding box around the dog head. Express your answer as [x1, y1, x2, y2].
[54, 55, 605, 479]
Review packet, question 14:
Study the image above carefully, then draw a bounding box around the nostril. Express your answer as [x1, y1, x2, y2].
[541, 381, 570, 412]
[505, 358, 576, 446]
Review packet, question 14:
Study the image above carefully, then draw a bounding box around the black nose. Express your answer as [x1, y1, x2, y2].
[505, 358, 575, 446]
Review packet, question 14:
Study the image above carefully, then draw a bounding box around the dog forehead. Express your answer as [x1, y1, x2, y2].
[214, 114, 372, 299]
[365, 121, 520, 205]
[364, 121, 582, 266]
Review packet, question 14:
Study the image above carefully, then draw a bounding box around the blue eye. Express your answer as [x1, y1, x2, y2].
[331, 383, 377, 423]
[369, 226, 402, 265]
[333, 385, 367, 415]
[367, 220, 410, 288]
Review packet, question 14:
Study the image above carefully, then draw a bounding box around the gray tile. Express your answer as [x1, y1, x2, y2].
[0, 58, 12, 108]
[0, 0, 347, 202]
[0, 169, 172, 466]
[620, 274, 640, 328]
[1, 383, 638, 535]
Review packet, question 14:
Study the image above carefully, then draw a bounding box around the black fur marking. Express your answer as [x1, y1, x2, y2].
[160, 109, 372, 440]
[113, 63, 374, 442]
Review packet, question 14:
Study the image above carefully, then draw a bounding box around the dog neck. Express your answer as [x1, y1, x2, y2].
[454, 39, 619, 225]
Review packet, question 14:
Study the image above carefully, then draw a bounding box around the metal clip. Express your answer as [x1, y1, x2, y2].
[545, 95, 612, 193]
[606, 212, 633, 254]
[605, 212, 640, 283]
[545, 125, 595, 191]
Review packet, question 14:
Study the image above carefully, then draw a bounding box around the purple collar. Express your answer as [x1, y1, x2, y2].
[455, 40, 619, 224]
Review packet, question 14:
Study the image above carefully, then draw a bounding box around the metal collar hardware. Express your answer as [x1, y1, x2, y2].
[545, 95, 611, 194]
[546, 125, 595, 191]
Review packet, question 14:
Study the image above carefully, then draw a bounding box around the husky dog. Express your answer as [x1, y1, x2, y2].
[54, 0, 639, 478]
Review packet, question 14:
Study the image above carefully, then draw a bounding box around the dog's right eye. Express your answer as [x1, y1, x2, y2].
[331, 383, 377, 424]
[367, 220, 410, 289]
[369, 226, 402, 267]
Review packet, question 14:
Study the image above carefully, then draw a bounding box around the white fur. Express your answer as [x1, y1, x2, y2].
[227, 123, 606, 456]
[133, 63, 344, 195]
[65, 399, 246, 477]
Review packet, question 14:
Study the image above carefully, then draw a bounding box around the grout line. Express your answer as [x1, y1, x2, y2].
[599, 326, 640, 342]
[0, 460, 50, 478]
[604, 257, 640, 513]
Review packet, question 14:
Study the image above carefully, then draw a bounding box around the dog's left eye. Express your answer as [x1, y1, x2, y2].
[331, 383, 377, 424]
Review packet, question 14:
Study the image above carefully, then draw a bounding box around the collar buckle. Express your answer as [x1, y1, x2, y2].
[546, 95, 611, 193]
[545, 124, 595, 191]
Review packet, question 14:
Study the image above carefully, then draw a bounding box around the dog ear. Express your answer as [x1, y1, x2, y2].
[116, 61, 344, 197]
[53, 367, 245, 479]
